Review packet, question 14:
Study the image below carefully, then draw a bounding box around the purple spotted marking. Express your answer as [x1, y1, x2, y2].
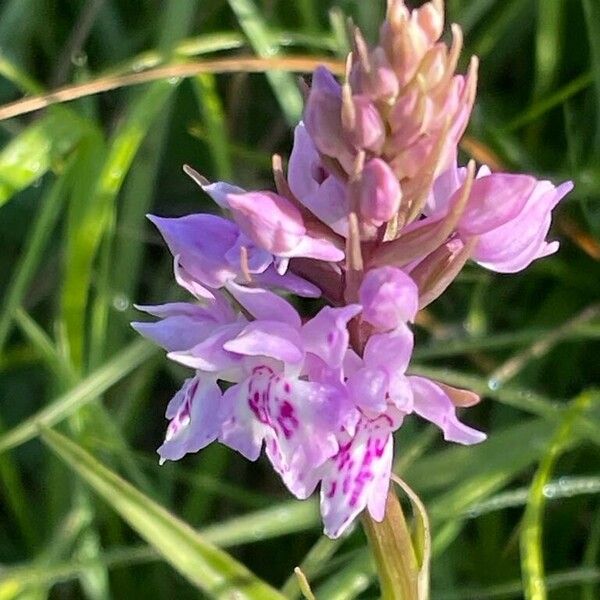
[326, 481, 337, 498]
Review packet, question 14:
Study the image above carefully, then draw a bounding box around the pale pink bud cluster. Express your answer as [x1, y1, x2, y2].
[305, 0, 477, 232]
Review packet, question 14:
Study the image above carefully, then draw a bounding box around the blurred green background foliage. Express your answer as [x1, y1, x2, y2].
[0, 0, 599, 598]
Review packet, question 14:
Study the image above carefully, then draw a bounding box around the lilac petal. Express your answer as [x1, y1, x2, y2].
[132, 299, 234, 352]
[425, 157, 464, 215]
[149, 214, 239, 289]
[220, 365, 344, 497]
[168, 322, 247, 374]
[136, 291, 234, 323]
[225, 281, 301, 329]
[173, 256, 215, 299]
[132, 316, 218, 353]
[224, 321, 304, 365]
[288, 122, 321, 200]
[200, 180, 245, 209]
[296, 175, 350, 238]
[158, 376, 222, 463]
[409, 376, 486, 444]
[218, 381, 265, 461]
[302, 305, 362, 368]
[473, 180, 572, 273]
[254, 266, 321, 298]
[224, 234, 272, 275]
[320, 411, 401, 538]
[363, 324, 414, 375]
[226, 191, 306, 254]
[359, 267, 419, 331]
[346, 366, 389, 414]
[457, 174, 537, 236]
[281, 235, 345, 262]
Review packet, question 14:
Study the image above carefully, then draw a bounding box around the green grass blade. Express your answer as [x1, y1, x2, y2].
[227, 0, 303, 125]
[533, 0, 564, 98]
[520, 391, 596, 600]
[314, 552, 374, 600]
[0, 160, 73, 354]
[61, 83, 173, 371]
[41, 427, 286, 599]
[200, 499, 319, 547]
[0, 110, 84, 208]
[0, 339, 157, 454]
[193, 73, 233, 180]
[582, 0, 600, 155]
[280, 536, 342, 598]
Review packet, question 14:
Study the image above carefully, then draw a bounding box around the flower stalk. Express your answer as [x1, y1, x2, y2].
[362, 489, 420, 599]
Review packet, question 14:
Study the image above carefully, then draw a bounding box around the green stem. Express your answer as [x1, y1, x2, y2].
[362, 488, 420, 599]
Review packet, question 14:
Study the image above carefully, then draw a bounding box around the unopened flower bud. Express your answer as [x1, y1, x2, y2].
[304, 67, 354, 170]
[343, 94, 386, 153]
[359, 158, 402, 225]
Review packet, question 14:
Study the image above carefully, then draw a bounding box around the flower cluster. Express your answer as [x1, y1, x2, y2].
[133, 0, 572, 538]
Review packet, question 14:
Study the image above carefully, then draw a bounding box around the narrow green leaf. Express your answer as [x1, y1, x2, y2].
[41, 428, 285, 599]
[520, 391, 596, 600]
[193, 73, 233, 180]
[0, 159, 73, 355]
[582, 0, 600, 154]
[61, 83, 173, 370]
[281, 536, 342, 599]
[227, 0, 303, 124]
[0, 339, 157, 454]
[0, 110, 84, 208]
[533, 0, 564, 98]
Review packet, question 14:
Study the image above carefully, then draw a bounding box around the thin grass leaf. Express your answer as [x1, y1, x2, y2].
[506, 72, 593, 131]
[314, 551, 374, 600]
[61, 82, 174, 371]
[193, 73, 233, 180]
[227, 0, 303, 125]
[281, 536, 342, 598]
[533, 0, 564, 98]
[583, 503, 600, 600]
[0, 53, 42, 95]
[0, 339, 156, 454]
[582, 0, 600, 155]
[200, 499, 320, 547]
[0, 415, 37, 552]
[41, 427, 285, 599]
[463, 476, 600, 519]
[408, 365, 563, 419]
[0, 110, 85, 208]
[434, 567, 600, 600]
[0, 158, 74, 354]
[520, 391, 596, 600]
[413, 322, 599, 360]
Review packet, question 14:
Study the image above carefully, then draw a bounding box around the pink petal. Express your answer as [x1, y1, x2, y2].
[149, 214, 240, 288]
[226, 191, 306, 254]
[458, 174, 537, 235]
[168, 322, 247, 374]
[319, 411, 401, 538]
[359, 266, 419, 330]
[225, 282, 301, 329]
[158, 376, 222, 463]
[363, 324, 414, 375]
[224, 321, 304, 365]
[220, 365, 346, 498]
[302, 305, 362, 368]
[473, 180, 572, 273]
[409, 376, 486, 444]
